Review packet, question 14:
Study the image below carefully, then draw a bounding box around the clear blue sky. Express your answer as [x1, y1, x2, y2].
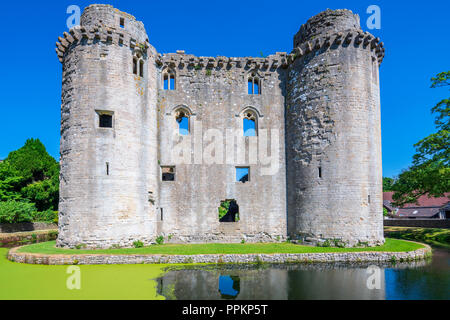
[0, 0, 448, 178]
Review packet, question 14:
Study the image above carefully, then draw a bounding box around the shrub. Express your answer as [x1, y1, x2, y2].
[32, 209, 58, 223]
[155, 236, 164, 245]
[0, 201, 37, 223]
[133, 240, 144, 248]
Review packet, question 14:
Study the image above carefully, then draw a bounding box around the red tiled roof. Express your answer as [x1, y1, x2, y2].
[383, 192, 450, 208]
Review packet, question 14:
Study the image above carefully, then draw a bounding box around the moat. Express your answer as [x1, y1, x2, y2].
[155, 249, 449, 300]
[1, 248, 448, 300]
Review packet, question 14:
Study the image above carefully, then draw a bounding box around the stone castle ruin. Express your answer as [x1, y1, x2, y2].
[55, 4, 385, 248]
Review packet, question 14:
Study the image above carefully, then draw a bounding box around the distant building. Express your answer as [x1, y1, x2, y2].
[383, 192, 450, 219]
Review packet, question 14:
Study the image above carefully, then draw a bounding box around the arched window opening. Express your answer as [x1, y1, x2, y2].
[163, 69, 176, 90]
[175, 109, 190, 135]
[242, 110, 258, 136]
[247, 75, 261, 95]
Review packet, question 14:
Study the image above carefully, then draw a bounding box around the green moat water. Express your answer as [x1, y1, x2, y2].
[1, 248, 448, 300]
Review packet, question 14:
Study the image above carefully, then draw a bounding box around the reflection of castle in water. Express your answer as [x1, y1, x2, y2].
[157, 261, 432, 300]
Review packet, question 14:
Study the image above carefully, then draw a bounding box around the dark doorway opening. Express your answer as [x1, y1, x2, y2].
[219, 200, 239, 222]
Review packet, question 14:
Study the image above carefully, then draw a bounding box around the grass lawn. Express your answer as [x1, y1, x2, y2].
[17, 238, 425, 255]
[384, 227, 450, 249]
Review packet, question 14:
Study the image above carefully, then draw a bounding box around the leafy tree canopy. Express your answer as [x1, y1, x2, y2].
[0, 139, 59, 212]
[383, 177, 395, 192]
[392, 71, 450, 206]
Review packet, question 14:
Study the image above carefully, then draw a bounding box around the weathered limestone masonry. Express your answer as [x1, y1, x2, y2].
[55, 5, 385, 249]
[8, 245, 430, 265]
[286, 10, 385, 246]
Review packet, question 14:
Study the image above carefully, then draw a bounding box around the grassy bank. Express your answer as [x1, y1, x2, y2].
[17, 238, 424, 255]
[384, 227, 450, 249]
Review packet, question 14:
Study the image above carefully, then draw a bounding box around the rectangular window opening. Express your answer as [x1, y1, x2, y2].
[318, 167, 322, 178]
[248, 80, 253, 95]
[161, 166, 175, 181]
[254, 81, 259, 95]
[120, 18, 125, 28]
[163, 75, 169, 90]
[236, 167, 250, 183]
[139, 60, 144, 77]
[106, 162, 110, 175]
[169, 75, 175, 90]
[99, 113, 113, 128]
[133, 58, 137, 75]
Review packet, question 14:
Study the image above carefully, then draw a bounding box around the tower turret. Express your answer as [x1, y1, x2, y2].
[55, 4, 159, 248]
[285, 9, 385, 246]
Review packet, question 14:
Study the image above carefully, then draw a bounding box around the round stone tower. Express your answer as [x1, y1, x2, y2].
[55, 4, 159, 248]
[286, 9, 385, 246]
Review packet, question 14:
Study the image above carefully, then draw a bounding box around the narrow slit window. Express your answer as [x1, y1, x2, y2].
[161, 166, 175, 181]
[368, 195, 371, 204]
[254, 80, 259, 95]
[120, 18, 125, 28]
[236, 167, 249, 183]
[133, 58, 137, 75]
[106, 162, 110, 175]
[139, 60, 144, 77]
[318, 167, 322, 178]
[163, 74, 169, 90]
[170, 75, 175, 90]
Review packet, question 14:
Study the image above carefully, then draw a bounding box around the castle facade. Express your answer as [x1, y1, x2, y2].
[56, 4, 385, 248]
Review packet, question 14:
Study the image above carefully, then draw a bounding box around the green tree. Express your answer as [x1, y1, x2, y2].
[392, 71, 450, 206]
[0, 139, 60, 212]
[0, 161, 25, 201]
[383, 177, 395, 192]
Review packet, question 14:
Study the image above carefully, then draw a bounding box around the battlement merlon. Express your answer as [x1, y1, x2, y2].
[158, 52, 289, 71]
[56, 5, 384, 65]
[55, 24, 153, 63]
[292, 9, 385, 64]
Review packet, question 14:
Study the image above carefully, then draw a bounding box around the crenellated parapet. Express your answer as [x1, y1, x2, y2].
[157, 52, 289, 72]
[55, 25, 151, 63]
[288, 30, 385, 65]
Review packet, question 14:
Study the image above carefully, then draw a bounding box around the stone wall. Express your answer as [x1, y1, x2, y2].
[0, 222, 57, 233]
[55, 5, 386, 248]
[156, 52, 287, 243]
[56, 4, 159, 249]
[0, 230, 58, 248]
[8, 244, 430, 265]
[286, 9, 384, 246]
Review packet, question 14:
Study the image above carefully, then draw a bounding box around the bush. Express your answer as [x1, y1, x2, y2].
[155, 236, 164, 245]
[31, 209, 58, 223]
[133, 240, 144, 248]
[0, 201, 37, 223]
